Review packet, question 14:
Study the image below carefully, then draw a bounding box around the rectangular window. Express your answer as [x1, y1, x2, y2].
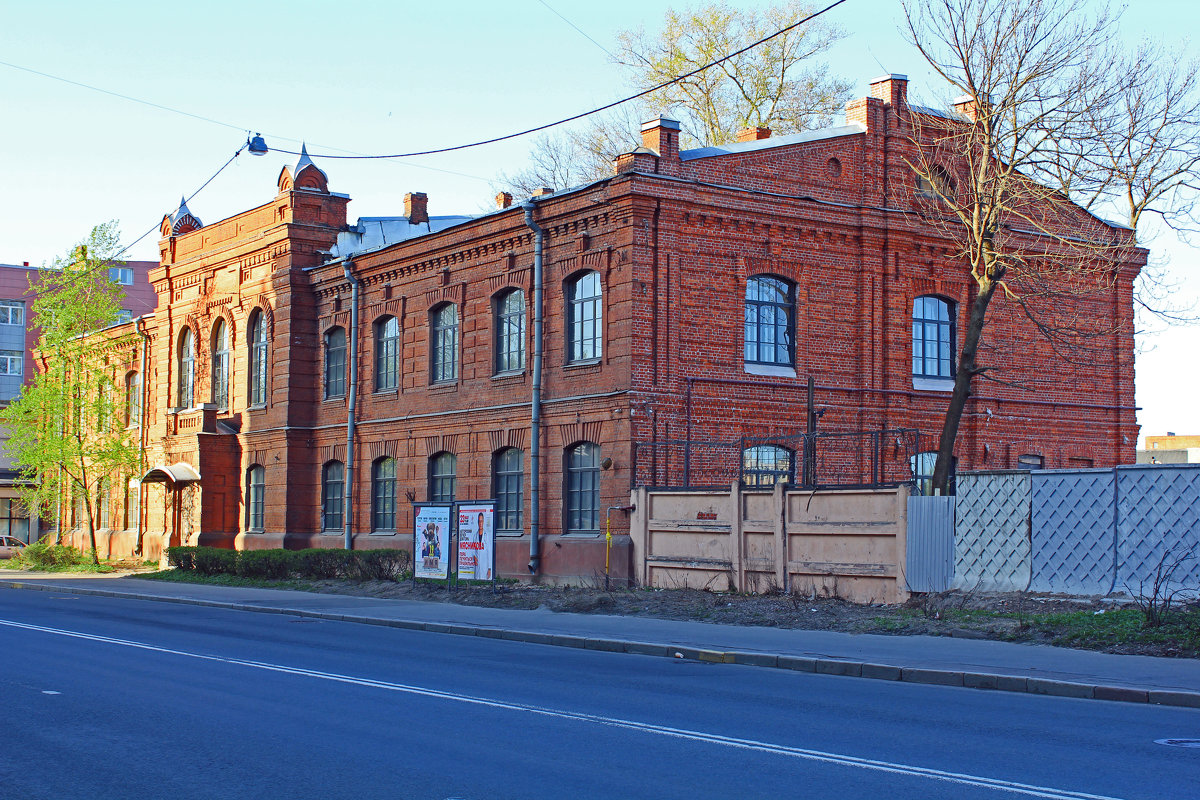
[0, 351, 22, 376]
[109, 267, 134, 285]
[0, 301, 24, 326]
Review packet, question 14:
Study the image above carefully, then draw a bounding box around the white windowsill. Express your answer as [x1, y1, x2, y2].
[912, 376, 954, 392]
[744, 363, 796, 378]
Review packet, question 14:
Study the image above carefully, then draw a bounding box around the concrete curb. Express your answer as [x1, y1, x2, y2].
[5, 579, 1198, 709]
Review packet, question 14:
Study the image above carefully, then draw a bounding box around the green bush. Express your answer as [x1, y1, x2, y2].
[12, 540, 87, 570]
[163, 546, 410, 581]
[294, 548, 353, 579]
[167, 546, 196, 571]
[192, 546, 238, 576]
[236, 549, 296, 580]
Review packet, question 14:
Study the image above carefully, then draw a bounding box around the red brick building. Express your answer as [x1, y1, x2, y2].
[111, 75, 1142, 579]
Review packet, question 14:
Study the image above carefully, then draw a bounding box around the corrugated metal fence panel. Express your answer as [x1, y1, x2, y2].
[1115, 464, 1200, 596]
[954, 471, 1032, 592]
[906, 496, 955, 592]
[1030, 470, 1116, 595]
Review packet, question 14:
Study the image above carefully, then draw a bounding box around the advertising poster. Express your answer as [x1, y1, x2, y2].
[413, 504, 451, 580]
[456, 502, 495, 581]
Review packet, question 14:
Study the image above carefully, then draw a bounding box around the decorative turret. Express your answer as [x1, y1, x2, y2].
[160, 196, 203, 237]
[277, 144, 329, 193]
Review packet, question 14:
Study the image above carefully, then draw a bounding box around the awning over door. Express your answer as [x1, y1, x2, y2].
[141, 462, 202, 484]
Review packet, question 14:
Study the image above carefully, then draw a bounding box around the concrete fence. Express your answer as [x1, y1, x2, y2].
[629, 483, 910, 603]
[906, 464, 1200, 597]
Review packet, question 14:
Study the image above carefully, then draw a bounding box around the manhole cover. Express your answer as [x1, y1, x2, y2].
[1155, 739, 1200, 748]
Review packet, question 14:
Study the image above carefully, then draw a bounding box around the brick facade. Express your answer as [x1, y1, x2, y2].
[100, 76, 1142, 581]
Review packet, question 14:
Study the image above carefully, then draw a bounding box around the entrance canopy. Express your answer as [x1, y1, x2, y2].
[141, 462, 202, 485]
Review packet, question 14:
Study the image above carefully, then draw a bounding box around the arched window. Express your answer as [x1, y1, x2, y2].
[742, 445, 793, 487]
[178, 328, 194, 408]
[429, 452, 457, 502]
[322, 461, 344, 530]
[494, 289, 526, 374]
[248, 311, 269, 406]
[566, 271, 602, 363]
[912, 296, 955, 379]
[744, 275, 794, 366]
[493, 448, 523, 534]
[430, 304, 459, 383]
[910, 451, 937, 496]
[371, 457, 396, 531]
[246, 465, 265, 530]
[125, 371, 141, 428]
[325, 326, 346, 399]
[564, 442, 600, 533]
[375, 316, 399, 391]
[212, 319, 230, 410]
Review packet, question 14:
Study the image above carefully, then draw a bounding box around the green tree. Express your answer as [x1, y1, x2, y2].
[616, 1, 852, 147]
[0, 222, 140, 563]
[498, 1, 852, 196]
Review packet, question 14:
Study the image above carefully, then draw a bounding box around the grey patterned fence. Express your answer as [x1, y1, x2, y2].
[907, 464, 1200, 597]
[953, 471, 1031, 592]
[1116, 465, 1200, 597]
[1030, 470, 1117, 595]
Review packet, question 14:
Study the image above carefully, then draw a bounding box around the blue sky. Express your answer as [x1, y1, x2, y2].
[0, 0, 1195, 442]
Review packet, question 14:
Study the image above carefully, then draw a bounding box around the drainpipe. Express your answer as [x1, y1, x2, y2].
[135, 316, 150, 554]
[342, 257, 360, 551]
[523, 202, 545, 575]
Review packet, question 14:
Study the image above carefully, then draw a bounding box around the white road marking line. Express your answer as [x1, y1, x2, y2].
[0, 617, 1126, 800]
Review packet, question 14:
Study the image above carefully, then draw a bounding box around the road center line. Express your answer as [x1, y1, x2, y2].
[0, 617, 1125, 800]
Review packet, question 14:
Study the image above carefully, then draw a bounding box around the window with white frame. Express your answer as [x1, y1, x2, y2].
[372, 458, 396, 531]
[0, 301, 23, 326]
[246, 465, 265, 530]
[178, 328, 195, 408]
[324, 326, 346, 399]
[212, 319, 230, 410]
[322, 461, 344, 531]
[109, 267, 134, 285]
[248, 311, 269, 406]
[0, 351, 23, 376]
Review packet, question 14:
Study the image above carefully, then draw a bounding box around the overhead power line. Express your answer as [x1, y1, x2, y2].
[268, 0, 851, 160]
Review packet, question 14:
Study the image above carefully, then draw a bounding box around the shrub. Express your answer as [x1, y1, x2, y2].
[346, 548, 411, 581]
[163, 545, 411, 581]
[12, 540, 87, 571]
[192, 546, 238, 576]
[236, 549, 297, 580]
[167, 546, 196, 571]
[295, 548, 353, 579]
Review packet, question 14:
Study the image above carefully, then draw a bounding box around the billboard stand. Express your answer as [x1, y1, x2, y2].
[455, 500, 497, 593]
[412, 502, 453, 590]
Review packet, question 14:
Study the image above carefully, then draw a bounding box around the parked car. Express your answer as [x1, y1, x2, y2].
[0, 536, 26, 559]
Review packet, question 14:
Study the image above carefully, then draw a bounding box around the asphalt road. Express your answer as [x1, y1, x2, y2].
[0, 587, 1196, 800]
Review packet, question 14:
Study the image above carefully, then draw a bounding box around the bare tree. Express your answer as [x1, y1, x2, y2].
[903, 0, 1143, 493]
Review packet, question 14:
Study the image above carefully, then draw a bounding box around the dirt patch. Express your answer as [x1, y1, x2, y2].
[286, 579, 1197, 659]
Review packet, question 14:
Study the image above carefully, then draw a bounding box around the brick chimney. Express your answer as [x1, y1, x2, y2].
[737, 126, 771, 142]
[641, 116, 681, 175]
[495, 191, 513, 209]
[404, 192, 428, 225]
[952, 94, 982, 122]
[869, 74, 908, 109]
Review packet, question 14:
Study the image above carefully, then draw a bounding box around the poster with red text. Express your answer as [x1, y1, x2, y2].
[456, 502, 495, 581]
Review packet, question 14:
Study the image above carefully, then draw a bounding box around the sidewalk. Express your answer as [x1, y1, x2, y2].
[3, 571, 1198, 708]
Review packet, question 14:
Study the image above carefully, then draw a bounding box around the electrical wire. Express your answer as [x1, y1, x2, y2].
[534, 0, 617, 59]
[268, 0, 851, 160]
